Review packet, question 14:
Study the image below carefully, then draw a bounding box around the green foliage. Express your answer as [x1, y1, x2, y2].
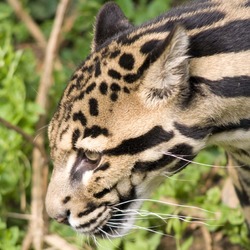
[0, 5, 40, 247]
[0, 219, 21, 250]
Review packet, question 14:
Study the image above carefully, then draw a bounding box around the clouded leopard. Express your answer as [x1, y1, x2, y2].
[46, 0, 250, 237]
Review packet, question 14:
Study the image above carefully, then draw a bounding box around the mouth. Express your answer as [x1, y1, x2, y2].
[66, 199, 142, 238]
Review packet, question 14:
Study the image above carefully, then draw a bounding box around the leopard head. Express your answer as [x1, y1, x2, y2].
[46, 2, 206, 237]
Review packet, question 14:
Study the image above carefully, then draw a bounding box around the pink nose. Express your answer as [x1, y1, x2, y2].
[55, 210, 70, 225]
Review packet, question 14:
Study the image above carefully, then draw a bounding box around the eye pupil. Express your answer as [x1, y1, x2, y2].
[84, 151, 101, 163]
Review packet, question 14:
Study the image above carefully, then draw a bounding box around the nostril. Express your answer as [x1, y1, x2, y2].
[55, 210, 70, 225]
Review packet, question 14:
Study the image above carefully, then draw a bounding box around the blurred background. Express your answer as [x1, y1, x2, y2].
[0, 0, 249, 249]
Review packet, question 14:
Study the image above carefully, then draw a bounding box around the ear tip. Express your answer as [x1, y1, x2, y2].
[97, 2, 123, 17]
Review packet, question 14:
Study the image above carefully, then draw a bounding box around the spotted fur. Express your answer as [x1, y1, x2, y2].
[46, 0, 250, 237]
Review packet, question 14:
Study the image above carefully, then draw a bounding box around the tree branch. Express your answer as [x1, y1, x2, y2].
[22, 1, 71, 249]
[7, 0, 47, 49]
[0, 117, 47, 160]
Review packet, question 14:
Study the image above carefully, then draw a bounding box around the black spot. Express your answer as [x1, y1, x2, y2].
[104, 126, 174, 156]
[66, 84, 77, 96]
[110, 93, 118, 102]
[140, 40, 160, 54]
[110, 83, 121, 92]
[108, 69, 122, 80]
[119, 53, 135, 70]
[76, 74, 84, 88]
[123, 87, 130, 94]
[89, 98, 99, 116]
[110, 50, 121, 58]
[95, 61, 101, 77]
[62, 196, 71, 204]
[94, 162, 110, 173]
[84, 125, 109, 138]
[71, 74, 78, 81]
[123, 52, 153, 84]
[99, 81, 108, 95]
[87, 65, 94, 74]
[74, 90, 85, 101]
[73, 111, 87, 127]
[95, 177, 102, 182]
[123, 73, 140, 84]
[72, 129, 81, 149]
[86, 82, 96, 94]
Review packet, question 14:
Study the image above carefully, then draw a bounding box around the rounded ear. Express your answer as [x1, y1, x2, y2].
[140, 25, 190, 107]
[92, 2, 133, 52]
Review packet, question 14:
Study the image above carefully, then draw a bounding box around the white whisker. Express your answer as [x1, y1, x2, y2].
[115, 198, 217, 215]
[162, 151, 243, 169]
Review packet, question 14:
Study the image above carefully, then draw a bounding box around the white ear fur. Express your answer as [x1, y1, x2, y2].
[140, 25, 189, 107]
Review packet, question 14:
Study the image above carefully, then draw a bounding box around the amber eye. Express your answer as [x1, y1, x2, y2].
[84, 151, 101, 164]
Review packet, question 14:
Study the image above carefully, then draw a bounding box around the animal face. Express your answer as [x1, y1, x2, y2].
[46, 2, 208, 237]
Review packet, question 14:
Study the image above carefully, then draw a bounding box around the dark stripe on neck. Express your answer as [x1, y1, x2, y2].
[119, 11, 225, 45]
[175, 119, 250, 141]
[190, 19, 250, 57]
[104, 126, 174, 156]
[190, 76, 250, 98]
[213, 119, 250, 134]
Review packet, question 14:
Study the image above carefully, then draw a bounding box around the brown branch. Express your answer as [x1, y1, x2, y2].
[7, 0, 47, 49]
[0, 117, 47, 160]
[6, 212, 32, 220]
[22, 1, 71, 250]
[44, 235, 80, 250]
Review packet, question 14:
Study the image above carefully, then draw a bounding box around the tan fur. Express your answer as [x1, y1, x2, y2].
[46, 0, 250, 237]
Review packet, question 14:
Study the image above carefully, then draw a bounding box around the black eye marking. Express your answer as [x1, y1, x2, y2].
[108, 69, 122, 80]
[94, 162, 110, 173]
[89, 98, 99, 116]
[119, 53, 135, 70]
[104, 126, 174, 156]
[83, 125, 109, 138]
[70, 149, 101, 182]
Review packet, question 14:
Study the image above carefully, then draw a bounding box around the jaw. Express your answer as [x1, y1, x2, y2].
[95, 199, 144, 238]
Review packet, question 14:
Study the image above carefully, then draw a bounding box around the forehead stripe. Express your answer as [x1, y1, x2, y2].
[104, 126, 174, 156]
